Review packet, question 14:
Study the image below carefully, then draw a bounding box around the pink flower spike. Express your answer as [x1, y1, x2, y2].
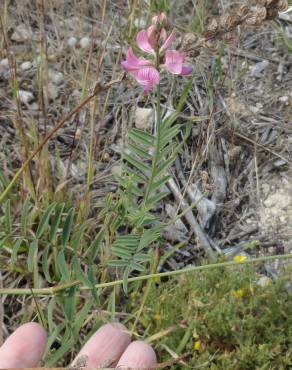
[121, 47, 151, 71]
[132, 66, 160, 91]
[136, 30, 155, 55]
[160, 29, 176, 52]
[152, 12, 168, 25]
[164, 49, 183, 74]
[181, 64, 193, 75]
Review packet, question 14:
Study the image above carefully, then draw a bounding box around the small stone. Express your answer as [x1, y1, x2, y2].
[257, 276, 272, 287]
[18, 90, 34, 104]
[262, 183, 270, 197]
[80, 37, 91, 49]
[48, 70, 64, 85]
[279, 95, 289, 103]
[250, 60, 269, 77]
[135, 107, 153, 130]
[68, 36, 77, 47]
[249, 104, 263, 114]
[29, 102, 39, 111]
[0, 58, 9, 68]
[20, 61, 32, 71]
[75, 128, 82, 140]
[52, 72, 64, 85]
[111, 165, 122, 177]
[47, 83, 58, 100]
[11, 24, 32, 42]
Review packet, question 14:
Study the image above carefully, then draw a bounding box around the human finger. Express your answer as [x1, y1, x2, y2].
[117, 340, 157, 369]
[72, 323, 131, 368]
[0, 322, 47, 368]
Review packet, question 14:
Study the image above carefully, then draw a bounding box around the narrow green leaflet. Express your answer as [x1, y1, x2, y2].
[128, 142, 152, 160]
[4, 199, 12, 234]
[72, 256, 91, 286]
[138, 228, 162, 251]
[56, 250, 70, 281]
[129, 128, 154, 146]
[62, 207, 74, 246]
[27, 239, 38, 273]
[73, 300, 93, 338]
[36, 202, 56, 238]
[150, 175, 171, 194]
[11, 238, 25, 265]
[42, 244, 52, 282]
[0, 169, 9, 190]
[123, 153, 150, 174]
[50, 202, 65, 241]
[20, 196, 30, 236]
[87, 228, 105, 261]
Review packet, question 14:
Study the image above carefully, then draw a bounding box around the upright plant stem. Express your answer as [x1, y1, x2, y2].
[143, 83, 161, 206]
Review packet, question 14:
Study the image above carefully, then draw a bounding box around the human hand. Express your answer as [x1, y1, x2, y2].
[0, 322, 156, 369]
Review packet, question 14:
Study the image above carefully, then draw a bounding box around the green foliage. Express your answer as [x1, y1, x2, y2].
[150, 0, 171, 12]
[142, 266, 292, 369]
[0, 197, 104, 292]
[189, 0, 207, 35]
[109, 82, 193, 289]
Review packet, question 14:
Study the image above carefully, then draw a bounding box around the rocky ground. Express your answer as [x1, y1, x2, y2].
[0, 0, 292, 304]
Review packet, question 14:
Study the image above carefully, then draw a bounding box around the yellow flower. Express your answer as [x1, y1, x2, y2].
[194, 340, 202, 351]
[234, 254, 247, 262]
[232, 289, 244, 298]
[258, 344, 266, 350]
[153, 314, 161, 321]
[154, 276, 161, 284]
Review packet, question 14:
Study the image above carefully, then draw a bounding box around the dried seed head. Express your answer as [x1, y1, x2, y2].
[245, 6, 267, 25]
[265, 7, 279, 19]
[206, 18, 219, 33]
[275, 0, 289, 12]
[180, 33, 202, 57]
[256, 0, 288, 11]
[255, 0, 274, 6]
[219, 14, 241, 31]
[237, 4, 250, 17]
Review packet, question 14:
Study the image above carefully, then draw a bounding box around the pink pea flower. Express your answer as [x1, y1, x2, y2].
[121, 47, 160, 93]
[121, 13, 193, 92]
[164, 50, 193, 75]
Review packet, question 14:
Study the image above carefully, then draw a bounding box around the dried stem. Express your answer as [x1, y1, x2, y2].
[0, 253, 291, 296]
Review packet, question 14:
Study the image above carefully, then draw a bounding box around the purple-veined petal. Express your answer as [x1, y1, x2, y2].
[132, 66, 160, 88]
[159, 28, 167, 43]
[127, 47, 151, 67]
[143, 83, 154, 93]
[160, 29, 176, 52]
[147, 25, 158, 49]
[121, 47, 152, 71]
[164, 49, 183, 74]
[181, 64, 193, 75]
[136, 30, 155, 54]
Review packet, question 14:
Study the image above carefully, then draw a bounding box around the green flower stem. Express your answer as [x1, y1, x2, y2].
[0, 253, 291, 296]
[142, 82, 162, 206]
